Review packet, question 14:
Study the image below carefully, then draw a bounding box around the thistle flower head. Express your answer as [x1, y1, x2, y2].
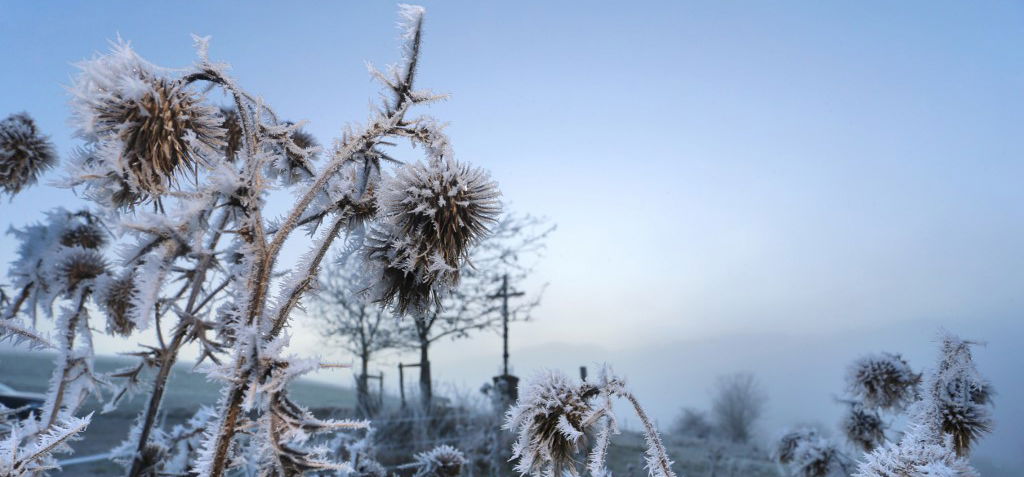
[59, 216, 107, 250]
[847, 352, 920, 411]
[503, 370, 603, 477]
[363, 157, 500, 314]
[96, 273, 137, 336]
[0, 112, 57, 197]
[70, 40, 224, 199]
[412, 445, 466, 477]
[841, 404, 886, 453]
[56, 248, 108, 294]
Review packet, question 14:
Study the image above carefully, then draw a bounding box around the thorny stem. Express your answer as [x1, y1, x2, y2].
[624, 392, 676, 477]
[206, 96, 414, 477]
[42, 289, 91, 430]
[127, 208, 230, 477]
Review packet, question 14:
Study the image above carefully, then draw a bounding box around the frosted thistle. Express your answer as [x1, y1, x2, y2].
[412, 445, 467, 477]
[96, 273, 137, 336]
[503, 370, 602, 477]
[56, 248, 108, 294]
[841, 404, 886, 453]
[0, 112, 57, 197]
[365, 157, 500, 314]
[774, 427, 851, 477]
[847, 352, 920, 411]
[59, 218, 107, 250]
[71, 42, 224, 198]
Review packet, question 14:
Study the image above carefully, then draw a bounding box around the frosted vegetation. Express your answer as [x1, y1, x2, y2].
[0, 4, 998, 477]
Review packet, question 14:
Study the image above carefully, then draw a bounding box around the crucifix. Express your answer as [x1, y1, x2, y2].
[489, 274, 524, 376]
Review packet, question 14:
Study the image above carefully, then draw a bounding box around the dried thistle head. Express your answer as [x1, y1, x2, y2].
[57, 248, 108, 293]
[92, 77, 224, 196]
[60, 221, 107, 250]
[98, 273, 137, 336]
[841, 404, 886, 452]
[413, 445, 466, 477]
[365, 158, 500, 314]
[0, 112, 57, 197]
[847, 352, 920, 411]
[503, 370, 602, 477]
[71, 42, 224, 199]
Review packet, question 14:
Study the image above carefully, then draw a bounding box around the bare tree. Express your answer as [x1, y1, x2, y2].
[671, 407, 713, 439]
[711, 372, 767, 443]
[402, 212, 553, 408]
[310, 255, 398, 416]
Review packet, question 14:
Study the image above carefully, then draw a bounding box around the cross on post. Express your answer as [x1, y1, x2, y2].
[489, 274, 524, 376]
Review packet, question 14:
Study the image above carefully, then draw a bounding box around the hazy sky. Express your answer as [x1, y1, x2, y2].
[2, 1, 1023, 471]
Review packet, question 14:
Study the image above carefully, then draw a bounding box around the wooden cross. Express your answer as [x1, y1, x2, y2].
[489, 274, 524, 376]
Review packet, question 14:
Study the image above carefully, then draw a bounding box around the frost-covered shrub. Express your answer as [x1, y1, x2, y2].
[504, 368, 676, 477]
[1, 5, 500, 475]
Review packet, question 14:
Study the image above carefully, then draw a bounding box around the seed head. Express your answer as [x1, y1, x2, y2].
[0, 112, 57, 197]
[413, 445, 466, 477]
[848, 352, 920, 411]
[504, 370, 602, 477]
[364, 158, 500, 314]
[841, 404, 886, 452]
[98, 273, 137, 336]
[71, 42, 224, 199]
[57, 248, 108, 293]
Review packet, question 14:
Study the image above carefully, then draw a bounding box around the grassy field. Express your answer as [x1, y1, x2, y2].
[0, 350, 356, 476]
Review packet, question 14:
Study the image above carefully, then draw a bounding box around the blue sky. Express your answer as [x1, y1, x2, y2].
[2, 1, 1023, 470]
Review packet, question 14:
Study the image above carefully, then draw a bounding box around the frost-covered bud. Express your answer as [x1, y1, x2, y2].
[70, 41, 224, 199]
[503, 370, 602, 477]
[364, 157, 499, 314]
[56, 248, 108, 294]
[847, 352, 919, 411]
[413, 445, 466, 477]
[0, 112, 57, 196]
[96, 273, 137, 336]
[841, 404, 886, 453]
